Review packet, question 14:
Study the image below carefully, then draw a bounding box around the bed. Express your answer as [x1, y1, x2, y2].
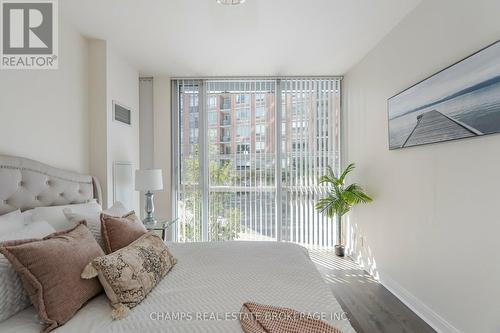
[0, 155, 355, 333]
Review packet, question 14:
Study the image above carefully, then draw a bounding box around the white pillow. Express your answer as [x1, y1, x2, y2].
[103, 201, 129, 217]
[0, 220, 55, 242]
[63, 201, 129, 250]
[63, 210, 104, 250]
[31, 200, 101, 231]
[20, 210, 33, 225]
[0, 220, 56, 322]
[0, 210, 24, 234]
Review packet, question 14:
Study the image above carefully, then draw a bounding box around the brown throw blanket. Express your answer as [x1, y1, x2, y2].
[240, 302, 343, 333]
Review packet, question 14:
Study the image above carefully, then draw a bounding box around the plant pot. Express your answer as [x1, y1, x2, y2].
[335, 245, 345, 257]
[335, 214, 344, 257]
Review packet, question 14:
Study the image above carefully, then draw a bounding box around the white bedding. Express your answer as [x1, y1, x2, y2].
[0, 241, 355, 333]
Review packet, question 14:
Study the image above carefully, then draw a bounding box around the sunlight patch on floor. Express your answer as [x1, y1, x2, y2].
[308, 249, 361, 270]
[308, 249, 379, 285]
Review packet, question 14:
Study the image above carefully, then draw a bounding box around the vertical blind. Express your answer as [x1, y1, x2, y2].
[280, 79, 341, 247]
[173, 78, 341, 248]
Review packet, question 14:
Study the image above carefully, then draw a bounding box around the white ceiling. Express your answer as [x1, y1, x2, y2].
[62, 0, 421, 77]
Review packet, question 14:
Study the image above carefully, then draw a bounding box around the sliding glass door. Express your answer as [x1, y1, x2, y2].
[173, 78, 341, 247]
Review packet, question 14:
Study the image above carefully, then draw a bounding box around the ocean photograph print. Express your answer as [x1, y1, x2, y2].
[388, 40, 500, 150]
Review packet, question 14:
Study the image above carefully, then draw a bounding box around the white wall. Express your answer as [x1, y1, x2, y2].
[88, 40, 140, 211]
[106, 47, 140, 212]
[88, 39, 108, 204]
[343, 1, 500, 332]
[0, 18, 140, 211]
[152, 77, 172, 229]
[0, 19, 89, 173]
[139, 78, 154, 170]
[137, 76, 171, 228]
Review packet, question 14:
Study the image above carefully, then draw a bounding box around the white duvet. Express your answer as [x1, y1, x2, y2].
[0, 241, 355, 333]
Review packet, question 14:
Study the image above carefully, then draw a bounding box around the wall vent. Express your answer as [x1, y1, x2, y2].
[113, 101, 132, 125]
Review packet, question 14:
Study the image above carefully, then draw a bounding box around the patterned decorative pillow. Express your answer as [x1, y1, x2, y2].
[81, 232, 176, 319]
[100, 211, 147, 253]
[0, 222, 104, 332]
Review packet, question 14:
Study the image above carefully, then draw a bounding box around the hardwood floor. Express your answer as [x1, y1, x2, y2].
[310, 251, 436, 333]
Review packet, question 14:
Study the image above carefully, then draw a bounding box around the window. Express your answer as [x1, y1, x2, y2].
[208, 95, 217, 109]
[255, 93, 265, 104]
[236, 94, 249, 104]
[255, 141, 265, 153]
[236, 125, 251, 138]
[189, 128, 198, 143]
[220, 96, 231, 109]
[292, 121, 306, 134]
[175, 81, 202, 243]
[190, 95, 199, 109]
[291, 100, 303, 117]
[221, 145, 231, 155]
[236, 144, 250, 154]
[190, 114, 199, 128]
[256, 106, 265, 119]
[236, 108, 250, 121]
[221, 115, 231, 126]
[208, 112, 218, 125]
[292, 142, 306, 152]
[220, 129, 231, 142]
[174, 78, 340, 247]
[255, 124, 265, 139]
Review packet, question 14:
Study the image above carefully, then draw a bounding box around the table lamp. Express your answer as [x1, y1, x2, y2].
[135, 169, 163, 226]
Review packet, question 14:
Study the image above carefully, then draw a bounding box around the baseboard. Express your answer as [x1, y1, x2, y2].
[378, 271, 461, 333]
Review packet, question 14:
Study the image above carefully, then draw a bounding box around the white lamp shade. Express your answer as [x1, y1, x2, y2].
[135, 169, 163, 191]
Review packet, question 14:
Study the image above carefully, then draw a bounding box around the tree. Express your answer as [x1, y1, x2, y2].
[178, 144, 242, 242]
[208, 157, 241, 241]
[178, 147, 202, 242]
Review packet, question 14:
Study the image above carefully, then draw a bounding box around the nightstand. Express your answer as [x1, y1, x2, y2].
[144, 219, 178, 241]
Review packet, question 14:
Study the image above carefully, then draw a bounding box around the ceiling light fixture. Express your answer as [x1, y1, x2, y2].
[217, 0, 246, 5]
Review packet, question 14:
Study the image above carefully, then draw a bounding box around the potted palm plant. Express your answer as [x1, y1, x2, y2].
[315, 163, 372, 257]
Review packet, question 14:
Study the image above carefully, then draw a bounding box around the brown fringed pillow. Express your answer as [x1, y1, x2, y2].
[81, 232, 176, 320]
[100, 211, 147, 253]
[0, 222, 104, 333]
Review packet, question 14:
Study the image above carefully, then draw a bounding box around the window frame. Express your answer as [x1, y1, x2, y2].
[171, 77, 342, 246]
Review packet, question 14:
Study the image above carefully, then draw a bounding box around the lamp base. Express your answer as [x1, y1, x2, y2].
[143, 216, 157, 227]
[143, 191, 157, 227]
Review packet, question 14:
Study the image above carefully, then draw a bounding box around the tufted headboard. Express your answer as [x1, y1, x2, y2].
[0, 155, 102, 215]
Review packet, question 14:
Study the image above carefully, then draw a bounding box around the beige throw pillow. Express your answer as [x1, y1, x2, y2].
[100, 211, 147, 253]
[0, 220, 56, 322]
[63, 201, 134, 251]
[0, 222, 104, 332]
[82, 232, 176, 320]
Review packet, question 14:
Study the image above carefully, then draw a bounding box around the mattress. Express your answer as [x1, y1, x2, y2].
[0, 241, 355, 333]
